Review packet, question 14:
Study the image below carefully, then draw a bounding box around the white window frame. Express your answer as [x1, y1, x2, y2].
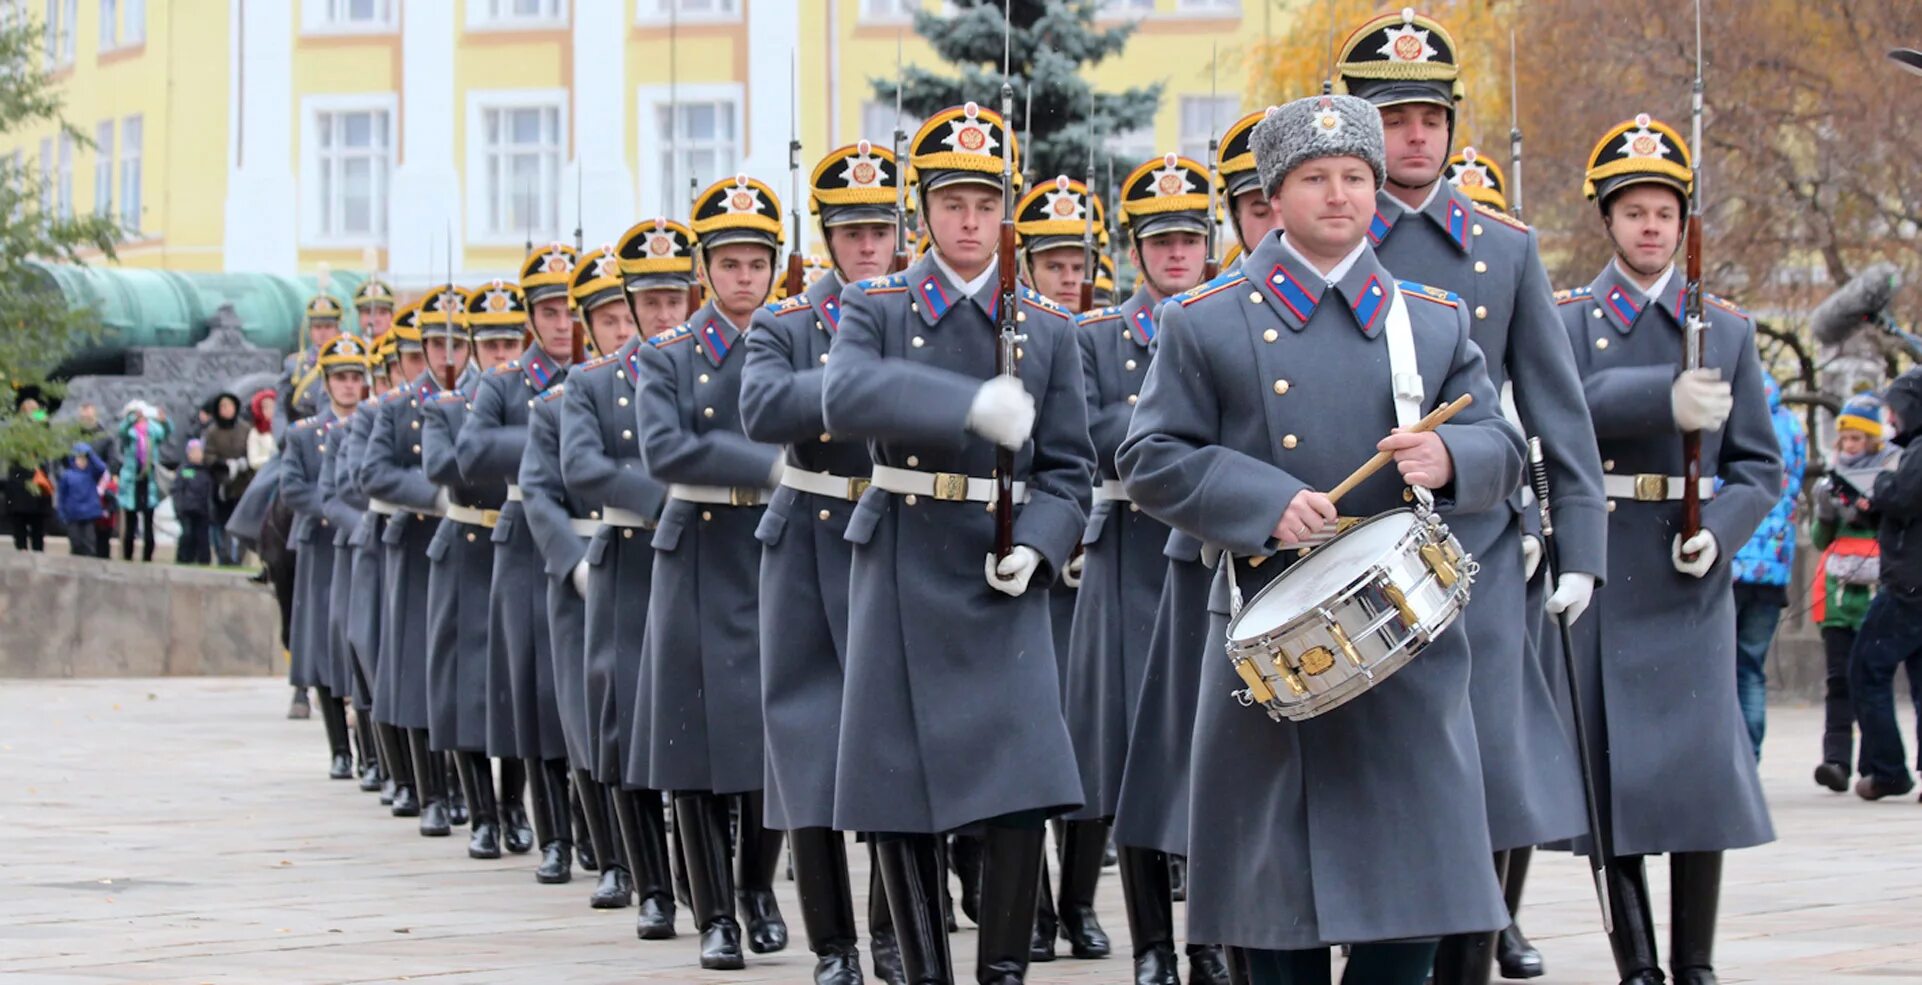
[56, 131, 72, 218]
[466, 0, 567, 31]
[123, 0, 142, 43]
[1097, 0, 1154, 17]
[58, 0, 73, 61]
[119, 114, 141, 234]
[634, 82, 743, 220]
[1179, 94, 1238, 162]
[465, 88, 569, 246]
[859, 100, 921, 151]
[1173, 0, 1238, 14]
[1104, 127, 1159, 173]
[634, 0, 740, 27]
[37, 137, 51, 216]
[97, 0, 115, 51]
[300, 0, 396, 35]
[299, 93, 396, 248]
[92, 119, 111, 217]
[858, 0, 917, 24]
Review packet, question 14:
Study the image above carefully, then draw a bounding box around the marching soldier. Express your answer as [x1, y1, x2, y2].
[353, 311, 421, 808]
[1118, 94, 1521, 983]
[280, 333, 370, 782]
[365, 305, 431, 818]
[632, 174, 791, 972]
[1557, 114, 1779, 985]
[1444, 147, 1511, 213]
[1218, 110, 1282, 262]
[459, 249, 582, 881]
[1335, 12, 1607, 982]
[822, 101, 1094, 985]
[1070, 153, 1227, 985]
[355, 278, 398, 345]
[363, 287, 470, 837]
[324, 334, 383, 795]
[742, 142, 904, 985]
[277, 295, 348, 435]
[564, 230, 693, 941]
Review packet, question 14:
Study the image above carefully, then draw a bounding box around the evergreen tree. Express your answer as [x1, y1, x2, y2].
[873, 0, 1163, 194]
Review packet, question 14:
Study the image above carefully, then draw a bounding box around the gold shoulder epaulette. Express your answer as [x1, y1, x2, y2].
[1076, 305, 1123, 326]
[1019, 286, 1068, 318]
[766, 295, 812, 316]
[492, 361, 519, 375]
[1472, 202, 1528, 232]
[541, 384, 567, 402]
[858, 273, 909, 295]
[577, 352, 619, 371]
[1705, 292, 1748, 318]
[1177, 271, 1249, 308]
[648, 325, 693, 347]
[1397, 280, 1459, 308]
[1554, 287, 1593, 306]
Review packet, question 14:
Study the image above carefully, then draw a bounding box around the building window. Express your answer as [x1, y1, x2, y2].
[1179, 95, 1238, 161]
[1104, 127, 1157, 170]
[305, 0, 394, 32]
[119, 115, 141, 233]
[469, 0, 565, 27]
[656, 99, 737, 207]
[1099, 0, 1154, 14]
[92, 120, 112, 217]
[469, 95, 566, 242]
[637, 0, 738, 23]
[860, 101, 921, 151]
[124, 0, 142, 43]
[59, 0, 74, 60]
[56, 131, 72, 219]
[314, 108, 391, 241]
[37, 137, 50, 216]
[1174, 0, 1237, 11]
[860, 0, 917, 21]
[43, 0, 75, 67]
[97, 0, 114, 49]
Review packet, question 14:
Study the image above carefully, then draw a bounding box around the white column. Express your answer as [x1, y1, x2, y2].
[222, 0, 298, 275]
[388, 0, 463, 288]
[567, 0, 633, 252]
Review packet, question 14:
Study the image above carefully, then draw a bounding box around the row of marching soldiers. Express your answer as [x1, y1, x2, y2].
[276, 8, 1781, 985]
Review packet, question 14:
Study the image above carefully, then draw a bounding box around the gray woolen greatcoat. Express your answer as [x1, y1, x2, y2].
[1063, 287, 1173, 822]
[339, 401, 385, 713]
[821, 255, 1093, 835]
[421, 375, 500, 755]
[322, 407, 371, 708]
[459, 346, 568, 763]
[1116, 238, 1521, 949]
[279, 409, 337, 691]
[1110, 529, 1210, 856]
[361, 374, 450, 732]
[1371, 187, 1605, 850]
[520, 384, 596, 770]
[1558, 262, 1778, 857]
[742, 271, 872, 830]
[632, 301, 781, 796]
[561, 338, 665, 787]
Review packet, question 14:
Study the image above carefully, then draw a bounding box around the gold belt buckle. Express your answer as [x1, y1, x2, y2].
[846, 477, 871, 500]
[730, 487, 760, 507]
[1633, 474, 1668, 502]
[931, 472, 969, 501]
[480, 509, 501, 528]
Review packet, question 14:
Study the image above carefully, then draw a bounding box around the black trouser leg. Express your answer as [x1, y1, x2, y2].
[444, 753, 467, 824]
[352, 710, 383, 791]
[532, 758, 572, 883]
[459, 751, 502, 858]
[380, 724, 417, 815]
[791, 827, 862, 983]
[1341, 942, 1442, 985]
[1118, 847, 1179, 985]
[525, 757, 555, 846]
[869, 841, 907, 984]
[1433, 850, 1508, 985]
[1055, 819, 1111, 959]
[497, 758, 532, 853]
[1670, 851, 1723, 985]
[735, 790, 790, 954]
[579, 775, 632, 909]
[950, 833, 983, 926]
[407, 728, 449, 836]
[314, 685, 353, 779]
[1604, 855, 1663, 984]
[1030, 849, 1056, 961]
[573, 782, 599, 870]
[877, 834, 954, 985]
[676, 792, 745, 970]
[614, 785, 678, 937]
[1821, 626, 1858, 770]
[978, 820, 1047, 985]
[1497, 845, 1544, 979]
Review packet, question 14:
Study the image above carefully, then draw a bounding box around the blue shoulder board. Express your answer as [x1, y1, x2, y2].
[1705, 292, 1748, 318]
[577, 352, 619, 371]
[1397, 280, 1459, 307]
[857, 272, 909, 294]
[1553, 287, 1593, 306]
[1018, 285, 1068, 318]
[1177, 270, 1249, 308]
[648, 324, 693, 348]
[434, 390, 464, 403]
[492, 360, 519, 375]
[766, 295, 812, 316]
[1076, 305, 1123, 326]
[541, 384, 567, 402]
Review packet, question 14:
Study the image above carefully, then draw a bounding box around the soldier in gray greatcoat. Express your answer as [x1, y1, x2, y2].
[822, 102, 1095, 985]
[742, 142, 903, 985]
[563, 230, 693, 941]
[1067, 154, 1224, 985]
[1556, 114, 1779, 985]
[279, 334, 369, 783]
[633, 175, 790, 972]
[1117, 95, 1522, 984]
[275, 295, 347, 436]
[323, 344, 381, 794]
[1334, 13, 1608, 982]
[338, 331, 403, 802]
[460, 250, 580, 880]
[362, 308, 428, 818]
[362, 286, 469, 837]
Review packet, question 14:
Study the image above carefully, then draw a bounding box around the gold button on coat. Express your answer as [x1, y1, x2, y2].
[623, 528, 633, 538]
[621, 429, 633, 439]
[819, 432, 832, 443]
[1474, 306, 1487, 319]
[699, 373, 710, 384]
[818, 353, 829, 365]
[701, 510, 713, 521]
[703, 407, 715, 418]
[411, 444, 420, 453]
[465, 532, 476, 542]
[1604, 459, 1616, 471]
[1282, 434, 1299, 449]
[1472, 223, 1484, 236]
[1263, 329, 1278, 343]
[906, 455, 919, 467]
[1249, 291, 1264, 304]
[1124, 359, 1137, 371]
[1474, 261, 1488, 273]
[617, 397, 628, 407]
[903, 494, 918, 506]
[1126, 394, 1138, 405]
[1273, 380, 1290, 395]
[911, 336, 925, 348]
[1596, 338, 1609, 350]
[818, 509, 831, 521]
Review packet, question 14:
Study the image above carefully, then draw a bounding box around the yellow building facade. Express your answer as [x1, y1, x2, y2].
[6, 0, 1290, 286]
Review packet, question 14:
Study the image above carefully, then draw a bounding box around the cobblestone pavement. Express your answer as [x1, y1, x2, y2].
[3, 678, 1920, 983]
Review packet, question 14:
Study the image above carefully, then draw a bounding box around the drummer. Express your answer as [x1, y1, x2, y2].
[1116, 94, 1520, 984]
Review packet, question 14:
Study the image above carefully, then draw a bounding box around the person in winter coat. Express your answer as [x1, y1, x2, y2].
[116, 401, 171, 561]
[172, 439, 217, 565]
[1849, 368, 1922, 800]
[53, 442, 107, 556]
[1729, 373, 1808, 759]
[247, 390, 279, 472]
[74, 403, 119, 558]
[201, 392, 252, 563]
[3, 397, 54, 551]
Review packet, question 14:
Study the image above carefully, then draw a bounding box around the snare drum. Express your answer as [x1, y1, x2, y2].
[1224, 508, 1476, 722]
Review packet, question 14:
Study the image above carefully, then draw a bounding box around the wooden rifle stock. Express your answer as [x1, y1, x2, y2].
[995, 215, 1019, 561]
[1680, 214, 1705, 551]
[784, 251, 805, 302]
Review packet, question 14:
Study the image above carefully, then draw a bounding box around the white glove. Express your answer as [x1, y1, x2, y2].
[767, 459, 787, 489]
[1063, 551, 1084, 588]
[1670, 369, 1733, 432]
[984, 546, 1042, 597]
[1671, 530, 1719, 578]
[1545, 572, 1596, 625]
[1521, 534, 1542, 581]
[570, 560, 591, 599]
[432, 487, 451, 514]
[966, 377, 1036, 451]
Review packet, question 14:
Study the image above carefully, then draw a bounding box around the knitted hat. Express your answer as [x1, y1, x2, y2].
[1251, 94, 1386, 199]
[1838, 393, 1884, 437]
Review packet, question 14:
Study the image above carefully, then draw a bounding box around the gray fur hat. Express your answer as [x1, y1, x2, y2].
[1251, 94, 1386, 199]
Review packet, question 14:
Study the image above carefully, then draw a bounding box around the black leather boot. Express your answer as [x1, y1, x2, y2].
[378, 724, 416, 815]
[876, 835, 954, 985]
[1056, 820, 1111, 959]
[978, 824, 1047, 985]
[1223, 946, 1251, 985]
[1029, 852, 1056, 962]
[1498, 846, 1544, 979]
[1670, 851, 1723, 985]
[316, 686, 354, 780]
[949, 833, 983, 926]
[1188, 944, 1232, 985]
[456, 752, 502, 859]
[407, 729, 450, 837]
[612, 785, 678, 938]
[498, 757, 534, 854]
[354, 711, 383, 791]
[1118, 847, 1179, 985]
[1605, 855, 1665, 985]
[445, 754, 468, 826]
[791, 827, 863, 985]
[572, 783, 599, 871]
[676, 793, 746, 970]
[736, 791, 790, 954]
[535, 759, 572, 884]
[1435, 850, 1507, 985]
[573, 775, 629, 908]
[868, 843, 907, 985]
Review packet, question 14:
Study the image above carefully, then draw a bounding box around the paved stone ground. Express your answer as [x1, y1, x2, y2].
[3, 679, 1921, 984]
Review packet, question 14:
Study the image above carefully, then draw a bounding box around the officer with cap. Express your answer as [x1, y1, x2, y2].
[355, 278, 398, 343]
[1444, 147, 1510, 213]
[459, 248, 583, 880]
[1556, 114, 1779, 985]
[281, 333, 370, 782]
[823, 101, 1094, 985]
[1014, 174, 1106, 312]
[563, 230, 693, 941]
[1336, 12, 1607, 981]
[1118, 94, 1521, 984]
[1217, 109, 1283, 265]
[1075, 153, 1226, 985]
[365, 303, 429, 818]
[321, 334, 384, 795]
[632, 174, 791, 972]
[278, 294, 349, 435]
[742, 141, 906, 985]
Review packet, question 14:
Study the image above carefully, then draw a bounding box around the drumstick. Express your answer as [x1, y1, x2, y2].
[1325, 393, 1474, 506]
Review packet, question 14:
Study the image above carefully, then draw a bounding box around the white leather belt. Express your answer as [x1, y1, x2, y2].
[445, 503, 500, 528]
[669, 483, 768, 507]
[1093, 479, 1129, 503]
[368, 498, 400, 516]
[1601, 474, 1716, 502]
[780, 467, 871, 502]
[505, 484, 524, 502]
[569, 517, 603, 537]
[869, 464, 1030, 504]
[601, 506, 656, 529]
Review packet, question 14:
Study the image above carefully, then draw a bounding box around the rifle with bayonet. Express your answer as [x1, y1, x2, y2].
[993, 3, 1019, 561]
[1680, 0, 1707, 556]
[891, 33, 911, 274]
[784, 51, 806, 301]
